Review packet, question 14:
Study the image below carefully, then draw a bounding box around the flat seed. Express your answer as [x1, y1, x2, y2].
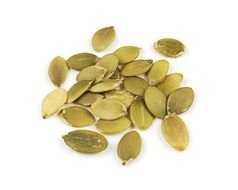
[130, 97, 154, 130]
[62, 130, 108, 153]
[117, 131, 142, 165]
[91, 99, 127, 120]
[67, 80, 92, 103]
[121, 59, 153, 76]
[105, 90, 134, 108]
[110, 67, 121, 79]
[60, 106, 95, 127]
[42, 88, 67, 119]
[123, 77, 149, 96]
[147, 60, 169, 86]
[154, 38, 185, 58]
[157, 73, 183, 96]
[161, 114, 189, 151]
[92, 26, 115, 52]
[48, 56, 68, 87]
[67, 53, 99, 71]
[74, 92, 103, 106]
[96, 117, 131, 134]
[167, 87, 194, 114]
[76, 66, 107, 83]
[114, 46, 141, 64]
[144, 87, 167, 119]
[90, 79, 122, 93]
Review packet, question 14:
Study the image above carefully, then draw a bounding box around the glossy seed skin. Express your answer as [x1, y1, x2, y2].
[74, 92, 103, 106]
[90, 79, 122, 93]
[114, 46, 141, 64]
[62, 130, 108, 153]
[105, 90, 134, 108]
[123, 77, 149, 96]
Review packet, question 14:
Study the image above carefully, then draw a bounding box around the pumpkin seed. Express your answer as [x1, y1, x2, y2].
[161, 114, 189, 151]
[105, 90, 134, 108]
[123, 77, 149, 96]
[130, 97, 154, 130]
[144, 87, 166, 119]
[92, 26, 115, 52]
[74, 92, 103, 106]
[109, 67, 121, 79]
[147, 60, 169, 86]
[90, 79, 122, 93]
[60, 106, 95, 127]
[117, 131, 142, 165]
[154, 38, 185, 58]
[114, 46, 141, 64]
[96, 117, 131, 134]
[157, 73, 183, 96]
[167, 87, 194, 114]
[121, 59, 152, 76]
[91, 99, 127, 120]
[62, 130, 108, 153]
[42, 88, 67, 119]
[67, 53, 98, 71]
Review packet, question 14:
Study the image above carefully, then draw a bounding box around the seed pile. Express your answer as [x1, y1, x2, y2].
[42, 26, 194, 165]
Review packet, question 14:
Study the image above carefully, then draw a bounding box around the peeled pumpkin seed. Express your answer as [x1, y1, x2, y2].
[123, 77, 149, 96]
[154, 38, 185, 58]
[114, 46, 141, 64]
[48, 56, 68, 87]
[161, 114, 189, 151]
[62, 130, 108, 153]
[74, 92, 103, 106]
[144, 87, 167, 119]
[42, 88, 67, 119]
[67, 53, 98, 71]
[167, 87, 194, 114]
[121, 59, 153, 76]
[90, 79, 122, 93]
[91, 99, 127, 120]
[110, 67, 121, 79]
[117, 131, 142, 165]
[96, 117, 131, 134]
[92, 26, 115, 52]
[147, 60, 169, 86]
[67, 80, 92, 103]
[130, 97, 154, 130]
[157, 73, 183, 96]
[60, 106, 95, 127]
[105, 90, 134, 108]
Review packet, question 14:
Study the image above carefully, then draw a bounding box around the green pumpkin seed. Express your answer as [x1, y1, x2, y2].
[110, 67, 121, 79]
[114, 46, 141, 64]
[123, 77, 149, 96]
[42, 88, 67, 119]
[90, 79, 122, 93]
[161, 114, 189, 151]
[117, 131, 142, 165]
[157, 73, 183, 96]
[121, 59, 153, 76]
[74, 92, 103, 106]
[105, 90, 134, 108]
[62, 130, 108, 153]
[144, 87, 166, 119]
[154, 38, 185, 58]
[96, 117, 131, 134]
[91, 99, 127, 120]
[67, 53, 98, 71]
[167, 87, 194, 114]
[48, 56, 68, 87]
[147, 60, 169, 86]
[92, 26, 115, 52]
[60, 106, 95, 127]
[130, 97, 154, 130]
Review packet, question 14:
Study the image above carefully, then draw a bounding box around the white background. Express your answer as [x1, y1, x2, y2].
[0, 0, 237, 189]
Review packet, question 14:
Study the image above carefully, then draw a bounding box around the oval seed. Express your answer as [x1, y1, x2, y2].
[154, 38, 185, 58]
[92, 26, 115, 52]
[114, 46, 141, 64]
[60, 106, 95, 127]
[91, 99, 127, 120]
[130, 97, 154, 130]
[167, 87, 194, 114]
[144, 87, 167, 119]
[66, 53, 99, 71]
[90, 79, 122, 93]
[74, 92, 103, 106]
[117, 131, 142, 165]
[105, 90, 134, 108]
[109, 67, 121, 79]
[147, 60, 169, 86]
[157, 73, 183, 96]
[48, 56, 68, 87]
[96, 117, 131, 134]
[62, 130, 108, 153]
[123, 77, 149, 96]
[42, 88, 67, 119]
[121, 59, 153, 76]
[161, 114, 189, 151]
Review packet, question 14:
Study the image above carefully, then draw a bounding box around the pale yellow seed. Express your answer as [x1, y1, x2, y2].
[74, 92, 103, 106]
[90, 79, 122, 93]
[105, 90, 134, 108]
[121, 60, 152, 76]
[114, 46, 141, 64]
[123, 77, 149, 96]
